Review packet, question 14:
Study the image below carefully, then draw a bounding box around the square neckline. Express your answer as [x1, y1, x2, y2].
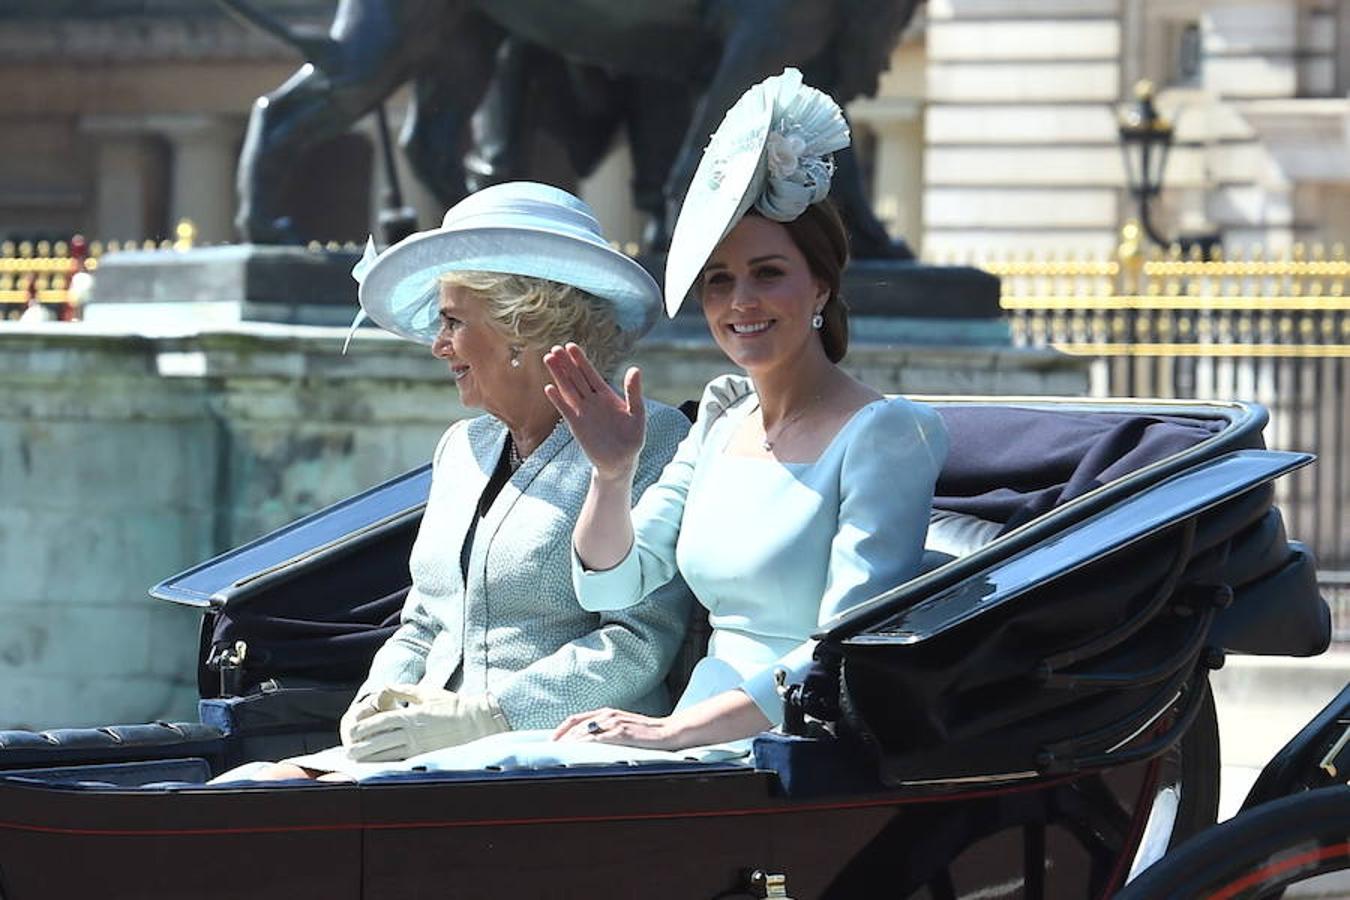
[718, 394, 888, 467]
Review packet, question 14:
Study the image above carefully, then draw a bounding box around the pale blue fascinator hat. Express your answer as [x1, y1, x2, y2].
[664, 67, 851, 317]
[345, 182, 662, 349]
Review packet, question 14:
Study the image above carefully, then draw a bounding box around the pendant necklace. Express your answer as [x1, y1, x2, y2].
[760, 396, 822, 452]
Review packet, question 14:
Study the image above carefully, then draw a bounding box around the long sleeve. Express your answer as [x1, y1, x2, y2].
[572, 376, 751, 612]
[490, 403, 695, 727]
[738, 400, 949, 720]
[357, 422, 465, 698]
[491, 574, 693, 728]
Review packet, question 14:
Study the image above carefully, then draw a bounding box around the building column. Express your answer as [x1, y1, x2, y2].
[152, 115, 243, 245]
[81, 113, 242, 245]
[98, 138, 158, 243]
[1338, 0, 1350, 96]
[1197, 0, 1296, 244]
[921, 0, 1125, 260]
[848, 33, 927, 253]
[861, 110, 925, 251]
[80, 116, 164, 243]
[579, 142, 644, 253]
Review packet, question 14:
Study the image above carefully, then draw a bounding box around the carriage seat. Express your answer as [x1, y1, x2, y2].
[2, 757, 212, 788]
[919, 508, 1004, 573]
[0, 722, 226, 773]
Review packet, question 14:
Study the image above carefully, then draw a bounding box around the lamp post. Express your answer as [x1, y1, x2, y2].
[1116, 79, 1221, 258]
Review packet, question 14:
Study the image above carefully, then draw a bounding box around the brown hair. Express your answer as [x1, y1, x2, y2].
[746, 200, 851, 362]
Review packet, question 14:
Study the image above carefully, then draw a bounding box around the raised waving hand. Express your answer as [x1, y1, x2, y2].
[543, 343, 646, 572]
[543, 343, 646, 479]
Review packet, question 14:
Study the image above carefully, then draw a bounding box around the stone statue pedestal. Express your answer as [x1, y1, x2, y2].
[86, 244, 363, 330]
[87, 245, 1007, 345]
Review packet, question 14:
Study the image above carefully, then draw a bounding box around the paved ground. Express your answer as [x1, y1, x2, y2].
[1209, 651, 1350, 897]
[1213, 650, 1348, 820]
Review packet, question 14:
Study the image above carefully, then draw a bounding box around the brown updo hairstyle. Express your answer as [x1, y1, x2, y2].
[745, 198, 851, 362]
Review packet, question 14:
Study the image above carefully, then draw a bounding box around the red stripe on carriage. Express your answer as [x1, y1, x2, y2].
[0, 774, 1080, 838]
[1208, 840, 1350, 900]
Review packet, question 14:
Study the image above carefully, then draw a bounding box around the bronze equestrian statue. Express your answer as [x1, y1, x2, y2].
[223, 0, 921, 257]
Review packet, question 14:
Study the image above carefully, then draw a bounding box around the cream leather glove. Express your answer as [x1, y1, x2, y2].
[338, 690, 383, 748]
[347, 683, 510, 762]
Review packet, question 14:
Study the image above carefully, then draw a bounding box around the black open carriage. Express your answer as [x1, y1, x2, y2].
[0, 396, 1337, 899]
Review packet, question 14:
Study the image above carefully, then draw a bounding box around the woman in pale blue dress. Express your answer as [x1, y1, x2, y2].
[543, 69, 949, 752]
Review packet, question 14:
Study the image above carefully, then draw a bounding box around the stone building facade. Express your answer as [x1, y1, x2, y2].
[908, 0, 1350, 259]
[0, 2, 341, 246]
[0, 1, 1346, 256]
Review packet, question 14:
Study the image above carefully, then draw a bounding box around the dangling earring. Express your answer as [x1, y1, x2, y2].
[509, 346, 522, 368]
[811, 311, 824, 330]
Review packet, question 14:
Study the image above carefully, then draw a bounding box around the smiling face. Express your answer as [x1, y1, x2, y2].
[698, 214, 830, 375]
[430, 282, 524, 413]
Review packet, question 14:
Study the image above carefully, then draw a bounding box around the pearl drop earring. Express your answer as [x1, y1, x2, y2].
[509, 346, 522, 368]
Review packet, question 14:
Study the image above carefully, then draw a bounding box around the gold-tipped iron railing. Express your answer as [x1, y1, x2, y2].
[0, 220, 203, 319]
[994, 227, 1348, 362]
[960, 221, 1350, 636]
[0, 238, 101, 318]
[0, 220, 378, 321]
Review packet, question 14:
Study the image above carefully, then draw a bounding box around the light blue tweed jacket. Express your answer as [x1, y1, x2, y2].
[358, 401, 694, 730]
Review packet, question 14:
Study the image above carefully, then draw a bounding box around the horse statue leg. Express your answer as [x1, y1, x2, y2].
[653, 0, 920, 258]
[534, 67, 691, 253]
[402, 12, 507, 206]
[463, 46, 629, 197]
[661, 0, 833, 243]
[621, 76, 696, 253]
[234, 0, 465, 243]
[236, 67, 399, 243]
[829, 125, 916, 260]
[461, 36, 545, 195]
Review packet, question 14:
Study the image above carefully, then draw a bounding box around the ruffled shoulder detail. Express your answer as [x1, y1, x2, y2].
[696, 373, 757, 428]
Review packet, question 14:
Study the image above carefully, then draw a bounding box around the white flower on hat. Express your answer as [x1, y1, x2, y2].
[765, 131, 807, 180]
[755, 68, 850, 223]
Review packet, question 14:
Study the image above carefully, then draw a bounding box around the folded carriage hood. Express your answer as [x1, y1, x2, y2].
[824, 448, 1316, 651]
[819, 397, 1328, 658]
[149, 465, 432, 609]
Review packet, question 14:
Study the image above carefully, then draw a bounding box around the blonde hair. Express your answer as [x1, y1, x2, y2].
[438, 271, 629, 378]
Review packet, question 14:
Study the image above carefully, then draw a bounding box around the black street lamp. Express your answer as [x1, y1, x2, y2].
[1116, 79, 1221, 258]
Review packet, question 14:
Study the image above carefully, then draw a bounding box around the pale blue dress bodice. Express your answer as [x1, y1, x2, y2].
[574, 375, 949, 725]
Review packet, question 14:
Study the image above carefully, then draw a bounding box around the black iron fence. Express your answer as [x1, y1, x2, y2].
[964, 223, 1350, 638]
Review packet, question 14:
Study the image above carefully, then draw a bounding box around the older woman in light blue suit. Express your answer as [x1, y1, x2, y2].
[225, 182, 692, 779]
[350, 377, 692, 749]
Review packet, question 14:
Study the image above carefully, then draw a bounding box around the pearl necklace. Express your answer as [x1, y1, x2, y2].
[508, 416, 560, 472]
[506, 436, 525, 471]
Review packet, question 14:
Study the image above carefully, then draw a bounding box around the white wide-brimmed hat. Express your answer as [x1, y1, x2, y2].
[347, 182, 661, 347]
[663, 68, 850, 317]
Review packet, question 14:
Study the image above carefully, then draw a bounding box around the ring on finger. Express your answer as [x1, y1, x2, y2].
[586, 720, 603, 735]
